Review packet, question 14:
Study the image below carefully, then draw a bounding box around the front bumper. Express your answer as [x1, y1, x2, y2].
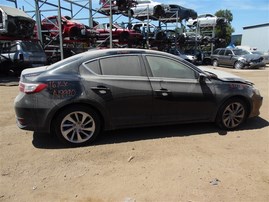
[249, 94, 263, 118]
[245, 61, 266, 69]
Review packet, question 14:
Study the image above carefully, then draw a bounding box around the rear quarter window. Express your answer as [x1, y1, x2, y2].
[82, 60, 101, 75]
[213, 49, 219, 54]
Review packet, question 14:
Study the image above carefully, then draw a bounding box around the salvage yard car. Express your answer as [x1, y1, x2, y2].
[40, 16, 96, 40]
[153, 4, 197, 21]
[211, 48, 265, 69]
[0, 40, 47, 74]
[14, 48, 263, 146]
[0, 5, 35, 38]
[130, 0, 161, 19]
[186, 13, 226, 27]
[94, 23, 143, 44]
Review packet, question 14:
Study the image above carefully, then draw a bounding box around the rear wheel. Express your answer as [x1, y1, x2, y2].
[119, 32, 129, 43]
[54, 106, 101, 146]
[216, 99, 247, 130]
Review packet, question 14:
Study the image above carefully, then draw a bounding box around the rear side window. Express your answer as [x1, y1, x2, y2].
[218, 49, 225, 55]
[100, 55, 144, 76]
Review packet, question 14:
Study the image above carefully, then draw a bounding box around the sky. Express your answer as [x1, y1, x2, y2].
[2, 0, 269, 35]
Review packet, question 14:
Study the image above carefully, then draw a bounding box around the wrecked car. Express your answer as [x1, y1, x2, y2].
[14, 48, 263, 146]
[153, 4, 197, 21]
[0, 5, 35, 38]
[211, 48, 265, 69]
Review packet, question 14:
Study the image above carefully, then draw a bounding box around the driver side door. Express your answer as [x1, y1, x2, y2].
[144, 55, 216, 123]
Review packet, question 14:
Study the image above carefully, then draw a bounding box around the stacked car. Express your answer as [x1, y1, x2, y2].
[0, 5, 47, 74]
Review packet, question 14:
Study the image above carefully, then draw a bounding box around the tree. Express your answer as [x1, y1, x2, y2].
[214, 9, 235, 47]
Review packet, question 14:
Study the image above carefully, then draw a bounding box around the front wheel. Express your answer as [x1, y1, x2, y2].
[54, 106, 101, 146]
[216, 99, 248, 130]
[234, 61, 244, 69]
[212, 59, 218, 67]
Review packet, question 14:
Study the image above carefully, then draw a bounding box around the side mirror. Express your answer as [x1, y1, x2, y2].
[198, 73, 209, 83]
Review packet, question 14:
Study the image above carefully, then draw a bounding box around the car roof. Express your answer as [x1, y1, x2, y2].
[47, 48, 186, 70]
[0, 5, 35, 20]
[82, 48, 177, 59]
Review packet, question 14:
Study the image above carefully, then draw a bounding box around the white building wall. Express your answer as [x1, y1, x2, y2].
[241, 24, 269, 52]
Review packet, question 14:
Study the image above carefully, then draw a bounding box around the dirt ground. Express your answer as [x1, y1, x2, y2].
[0, 66, 268, 202]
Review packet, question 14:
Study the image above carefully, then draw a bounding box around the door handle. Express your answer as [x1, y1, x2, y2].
[154, 89, 171, 97]
[91, 86, 110, 94]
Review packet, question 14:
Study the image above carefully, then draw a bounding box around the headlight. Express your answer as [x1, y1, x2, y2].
[238, 57, 246, 62]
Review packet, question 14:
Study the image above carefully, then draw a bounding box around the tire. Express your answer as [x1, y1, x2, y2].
[54, 106, 101, 146]
[153, 5, 165, 18]
[119, 32, 129, 43]
[234, 61, 244, 69]
[212, 59, 218, 67]
[69, 27, 81, 39]
[216, 99, 247, 130]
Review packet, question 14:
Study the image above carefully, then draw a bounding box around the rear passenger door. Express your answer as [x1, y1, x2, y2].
[217, 49, 226, 65]
[81, 54, 153, 127]
[223, 49, 233, 66]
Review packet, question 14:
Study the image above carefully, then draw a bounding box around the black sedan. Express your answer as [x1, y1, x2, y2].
[14, 48, 263, 146]
[154, 4, 197, 21]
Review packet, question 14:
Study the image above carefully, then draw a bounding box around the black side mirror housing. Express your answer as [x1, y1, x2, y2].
[198, 73, 209, 83]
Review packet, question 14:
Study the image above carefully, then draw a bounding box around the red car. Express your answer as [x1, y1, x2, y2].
[40, 16, 97, 39]
[94, 23, 143, 44]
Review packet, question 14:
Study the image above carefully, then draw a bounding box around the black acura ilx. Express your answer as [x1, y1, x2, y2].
[14, 48, 263, 146]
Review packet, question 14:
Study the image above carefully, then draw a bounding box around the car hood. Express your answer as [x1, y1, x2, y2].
[198, 66, 253, 85]
[240, 54, 263, 61]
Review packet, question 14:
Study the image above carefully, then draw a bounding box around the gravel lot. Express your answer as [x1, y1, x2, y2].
[0, 66, 268, 202]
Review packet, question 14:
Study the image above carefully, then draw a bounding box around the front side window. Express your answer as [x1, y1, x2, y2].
[146, 56, 196, 79]
[225, 50, 232, 56]
[100, 55, 144, 76]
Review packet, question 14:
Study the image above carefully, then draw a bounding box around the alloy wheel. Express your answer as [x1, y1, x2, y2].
[234, 61, 244, 69]
[60, 111, 95, 144]
[222, 102, 245, 129]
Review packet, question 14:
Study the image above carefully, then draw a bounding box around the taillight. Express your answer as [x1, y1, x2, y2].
[19, 82, 47, 94]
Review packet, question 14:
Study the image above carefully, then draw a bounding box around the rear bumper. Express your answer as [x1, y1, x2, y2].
[14, 94, 51, 133]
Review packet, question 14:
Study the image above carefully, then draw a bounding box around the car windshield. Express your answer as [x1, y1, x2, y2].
[233, 49, 249, 55]
[21, 41, 44, 52]
[252, 51, 263, 55]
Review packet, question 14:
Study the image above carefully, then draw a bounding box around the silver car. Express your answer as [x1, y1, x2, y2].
[211, 48, 265, 69]
[187, 13, 226, 27]
[130, 0, 161, 18]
